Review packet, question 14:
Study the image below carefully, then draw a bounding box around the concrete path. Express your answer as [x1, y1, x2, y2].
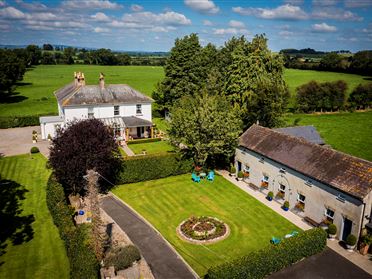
[101, 195, 197, 279]
[268, 248, 371, 279]
[121, 144, 135, 156]
[0, 126, 50, 157]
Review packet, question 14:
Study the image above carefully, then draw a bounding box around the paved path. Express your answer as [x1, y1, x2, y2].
[0, 126, 50, 157]
[268, 248, 371, 279]
[121, 145, 135, 156]
[101, 195, 197, 279]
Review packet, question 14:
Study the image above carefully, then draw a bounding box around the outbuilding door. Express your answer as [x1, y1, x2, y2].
[342, 218, 352, 241]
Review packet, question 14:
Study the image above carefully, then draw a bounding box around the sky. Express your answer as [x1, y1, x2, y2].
[0, 0, 371, 52]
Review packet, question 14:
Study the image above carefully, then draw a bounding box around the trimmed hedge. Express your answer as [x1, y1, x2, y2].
[127, 138, 161, 145]
[117, 153, 192, 184]
[30, 146, 40, 153]
[105, 245, 141, 270]
[0, 115, 42, 129]
[206, 228, 327, 279]
[46, 176, 99, 279]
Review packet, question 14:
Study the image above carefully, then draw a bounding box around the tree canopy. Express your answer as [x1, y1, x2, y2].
[49, 119, 121, 196]
[348, 83, 372, 110]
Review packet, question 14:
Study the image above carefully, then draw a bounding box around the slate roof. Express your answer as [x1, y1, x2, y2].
[55, 83, 153, 107]
[122, 116, 152, 127]
[274, 126, 325, 145]
[239, 124, 372, 200]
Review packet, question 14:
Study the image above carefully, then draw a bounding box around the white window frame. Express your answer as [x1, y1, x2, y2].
[305, 180, 313, 186]
[325, 208, 335, 220]
[279, 183, 286, 193]
[297, 193, 306, 204]
[114, 105, 120, 116]
[88, 107, 94, 119]
[136, 104, 142, 115]
[262, 175, 269, 182]
[244, 165, 250, 172]
[279, 167, 286, 173]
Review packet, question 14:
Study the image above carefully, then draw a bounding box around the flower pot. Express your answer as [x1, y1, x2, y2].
[267, 196, 273, 201]
[32, 140, 36, 143]
[328, 234, 336, 240]
[283, 207, 289, 211]
[346, 244, 355, 252]
[359, 244, 369, 255]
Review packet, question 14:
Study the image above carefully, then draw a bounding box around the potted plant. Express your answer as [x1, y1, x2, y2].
[237, 171, 243, 181]
[32, 134, 37, 143]
[283, 201, 290, 211]
[320, 218, 332, 230]
[359, 234, 372, 255]
[260, 181, 269, 188]
[243, 171, 250, 179]
[346, 234, 357, 252]
[295, 202, 305, 212]
[47, 134, 52, 142]
[230, 165, 236, 177]
[275, 191, 285, 200]
[267, 191, 274, 201]
[327, 224, 337, 240]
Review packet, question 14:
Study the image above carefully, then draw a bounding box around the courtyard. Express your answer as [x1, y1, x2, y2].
[112, 174, 299, 276]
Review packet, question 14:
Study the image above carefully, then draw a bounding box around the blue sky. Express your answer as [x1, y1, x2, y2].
[0, 0, 371, 52]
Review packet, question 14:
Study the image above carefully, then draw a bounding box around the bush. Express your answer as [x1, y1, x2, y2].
[267, 191, 274, 199]
[283, 201, 289, 209]
[206, 228, 327, 279]
[46, 176, 99, 278]
[237, 171, 243, 179]
[361, 234, 372, 245]
[127, 138, 161, 145]
[327, 224, 337, 235]
[230, 166, 236, 174]
[0, 115, 47, 129]
[346, 234, 357, 246]
[116, 153, 192, 184]
[30, 146, 39, 153]
[105, 245, 141, 270]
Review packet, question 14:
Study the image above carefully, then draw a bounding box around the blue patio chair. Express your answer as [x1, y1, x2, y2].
[270, 237, 281, 245]
[290, 230, 299, 237]
[192, 173, 201, 183]
[207, 171, 215, 181]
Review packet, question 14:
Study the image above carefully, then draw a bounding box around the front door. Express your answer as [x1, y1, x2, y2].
[137, 127, 141, 138]
[237, 161, 242, 172]
[342, 218, 353, 241]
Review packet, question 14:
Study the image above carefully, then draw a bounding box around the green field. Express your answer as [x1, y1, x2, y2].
[113, 174, 299, 276]
[284, 111, 372, 161]
[128, 140, 174, 155]
[0, 154, 69, 279]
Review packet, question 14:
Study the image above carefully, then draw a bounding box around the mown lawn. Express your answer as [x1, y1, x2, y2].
[283, 111, 372, 161]
[128, 140, 174, 155]
[113, 174, 299, 276]
[0, 154, 69, 279]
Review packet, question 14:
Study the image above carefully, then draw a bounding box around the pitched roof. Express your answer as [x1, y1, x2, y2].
[239, 124, 372, 200]
[55, 83, 153, 107]
[274, 126, 325, 145]
[122, 116, 152, 127]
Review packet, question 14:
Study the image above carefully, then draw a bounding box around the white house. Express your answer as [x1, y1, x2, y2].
[40, 72, 154, 141]
[235, 124, 372, 241]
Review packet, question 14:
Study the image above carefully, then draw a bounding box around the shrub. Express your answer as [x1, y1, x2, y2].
[267, 191, 274, 199]
[230, 166, 236, 174]
[237, 171, 243, 179]
[283, 201, 289, 209]
[46, 176, 99, 278]
[127, 138, 161, 145]
[361, 234, 372, 245]
[206, 228, 327, 279]
[346, 234, 357, 246]
[0, 115, 49, 129]
[105, 245, 141, 270]
[30, 146, 39, 153]
[117, 153, 192, 184]
[327, 224, 337, 235]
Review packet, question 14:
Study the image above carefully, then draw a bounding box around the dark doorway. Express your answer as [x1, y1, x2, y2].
[137, 127, 141, 138]
[237, 161, 242, 172]
[342, 218, 352, 241]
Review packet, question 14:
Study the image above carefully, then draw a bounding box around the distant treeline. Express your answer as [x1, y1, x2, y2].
[281, 49, 372, 76]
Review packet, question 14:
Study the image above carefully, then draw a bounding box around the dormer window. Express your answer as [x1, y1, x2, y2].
[279, 168, 286, 174]
[259, 157, 264, 163]
[305, 180, 312, 187]
[136, 104, 142, 115]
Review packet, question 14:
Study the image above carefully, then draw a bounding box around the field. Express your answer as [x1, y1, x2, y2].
[112, 174, 299, 276]
[284, 111, 372, 161]
[128, 140, 174, 155]
[0, 154, 69, 279]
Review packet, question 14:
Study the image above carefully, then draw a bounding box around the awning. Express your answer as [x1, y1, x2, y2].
[100, 117, 125, 128]
[122, 116, 152, 128]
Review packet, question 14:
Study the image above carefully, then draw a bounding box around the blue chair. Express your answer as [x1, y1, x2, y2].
[192, 173, 200, 183]
[270, 237, 281, 245]
[290, 230, 299, 237]
[207, 171, 215, 181]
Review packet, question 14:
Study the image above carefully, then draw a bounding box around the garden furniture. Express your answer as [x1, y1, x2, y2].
[270, 236, 281, 245]
[207, 171, 214, 181]
[200, 172, 207, 179]
[192, 173, 201, 183]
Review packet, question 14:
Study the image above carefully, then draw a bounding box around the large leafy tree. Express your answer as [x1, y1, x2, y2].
[223, 35, 289, 129]
[348, 83, 372, 110]
[169, 93, 242, 168]
[49, 119, 121, 196]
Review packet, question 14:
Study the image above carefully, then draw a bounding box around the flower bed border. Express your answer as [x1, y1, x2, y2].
[176, 216, 230, 245]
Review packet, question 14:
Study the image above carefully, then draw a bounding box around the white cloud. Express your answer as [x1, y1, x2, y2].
[15, 0, 47, 11]
[61, 0, 122, 10]
[130, 4, 143, 12]
[229, 20, 245, 28]
[232, 4, 308, 20]
[312, 22, 337, 32]
[0, 1, 6, 7]
[122, 11, 191, 26]
[312, 8, 363, 21]
[30, 12, 57, 21]
[94, 26, 110, 33]
[283, 0, 304, 5]
[213, 27, 249, 35]
[312, 0, 339, 6]
[91, 12, 110, 22]
[24, 19, 88, 30]
[203, 19, 213, 26]
[279, 30, 294, 36]
[184, 0, 219, 14]
[0, 6, 26, 19]
[344, 0, 372, 8]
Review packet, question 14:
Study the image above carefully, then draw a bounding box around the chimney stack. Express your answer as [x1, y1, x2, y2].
[74, 72, 78, 86]
[76, 72, 85, 86]
[99, 72, 105, 89]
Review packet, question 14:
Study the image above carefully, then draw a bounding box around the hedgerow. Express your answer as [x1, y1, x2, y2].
[127, 138, 161, 145]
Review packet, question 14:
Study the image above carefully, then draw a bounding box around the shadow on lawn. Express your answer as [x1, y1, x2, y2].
[0, 179, 35, 266]
[0, 91, 28, 104]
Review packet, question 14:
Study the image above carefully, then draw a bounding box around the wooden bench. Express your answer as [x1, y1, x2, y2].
[304, 216, 320, 227]
[248, 183, 260, 191]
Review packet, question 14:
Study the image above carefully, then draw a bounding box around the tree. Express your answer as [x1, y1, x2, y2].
[319, 52, 345, 71]
[25, 45, 41, 65]
[41, 52, 56, 65]
[63, 47, 75, 64]
[169, 93, 242, 168]
[42, 44, 54, 51]
[350, 51, 372, 75]
[348, 83, 372, 109]
[49, 119, 122, 196]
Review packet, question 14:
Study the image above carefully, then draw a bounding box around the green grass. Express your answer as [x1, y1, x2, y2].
[0, 65, 164, 117]
[153, 117, 170, 133]
[112, 174, 299, 276]
[128, 140, 174, 155]
[283, 111, 372, 161]
[0, 154, 69, 279]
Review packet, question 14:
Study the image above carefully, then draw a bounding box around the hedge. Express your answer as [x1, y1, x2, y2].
[117, 153, 192, 184]
[46, 176, 99, 279]
[127, 138, 161, 145]
[30, 146, 40, 153]
[206, 228, 327, 279]
[0, 115, 43, 129]
[105, 245, 141, 270]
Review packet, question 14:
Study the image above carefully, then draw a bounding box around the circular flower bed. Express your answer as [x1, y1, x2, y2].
[177, 216, 230, 244]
